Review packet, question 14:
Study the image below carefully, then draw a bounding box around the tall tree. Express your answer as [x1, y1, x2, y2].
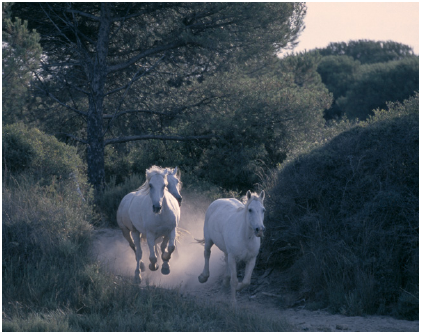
[12, 2, 306, 194]
[2, 3, 42, 124]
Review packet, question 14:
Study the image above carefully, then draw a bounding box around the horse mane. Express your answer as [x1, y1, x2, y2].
[236, 192, 262, 212]
[136, 166, 168, 193]
[166, 166, 182, 190]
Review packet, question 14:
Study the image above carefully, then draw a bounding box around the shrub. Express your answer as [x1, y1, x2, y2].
[260, 94, 418, 319]
[2, 123, 85, 186]
[2, 175, 95, 317]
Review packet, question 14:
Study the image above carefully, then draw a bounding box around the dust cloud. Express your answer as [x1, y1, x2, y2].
[91, 192, 226, 295]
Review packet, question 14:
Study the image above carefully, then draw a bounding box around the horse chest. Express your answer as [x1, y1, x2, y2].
[230, 237, 260, 262]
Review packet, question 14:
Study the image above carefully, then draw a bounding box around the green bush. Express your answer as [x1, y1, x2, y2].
[260, 94, 418, 319]
[3, 123, 85, 185]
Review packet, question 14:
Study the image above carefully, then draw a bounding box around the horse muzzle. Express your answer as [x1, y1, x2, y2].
[152, 205, 162, 214]
[177, 196, 183, 207]
[254, 226, 265, 237]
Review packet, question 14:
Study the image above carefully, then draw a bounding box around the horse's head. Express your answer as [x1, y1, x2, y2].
[148, 172, 168, 214]
[167, 167, 183, 207]
[246, 190, 266, 237]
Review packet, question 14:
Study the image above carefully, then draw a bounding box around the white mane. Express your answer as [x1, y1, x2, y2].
[137, 165, 168, 194]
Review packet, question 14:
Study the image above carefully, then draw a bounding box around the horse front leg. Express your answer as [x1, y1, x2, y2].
[161, 229, 176, 275]
[160, 235, 171, 275]
[131, 231, 143, 284]
[162, 229, 176, 262]
[237, 257, 256, 291]
[146, 234, 159, 271]
[223, 253, 230, 287]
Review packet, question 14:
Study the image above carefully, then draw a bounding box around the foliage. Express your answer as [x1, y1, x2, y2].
[11, 2, 306, 192]
[260, 94, 419, 319]
[2, 123, 86, 187]
[2, 4, 42, 124]
[336, 57, 419, 120]
[101, 53, 332, 192]
[2, 175, 94, 317]
[315, 40, 418, 121]
[317, 55, 361, 119]
[317, 40, 415, 64]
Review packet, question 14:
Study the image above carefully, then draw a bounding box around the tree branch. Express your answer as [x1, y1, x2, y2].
[107, 41, 184, 74]
[32, 71, 88, 117]
[65, 8, 100, 21]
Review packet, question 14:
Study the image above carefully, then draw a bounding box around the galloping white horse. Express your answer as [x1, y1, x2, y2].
[117, 166, 181, 283]
[198, 190, 265, 303]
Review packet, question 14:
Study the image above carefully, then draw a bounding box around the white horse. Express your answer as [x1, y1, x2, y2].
[198, 190, 265, 303]
[117, 166, 180, 283]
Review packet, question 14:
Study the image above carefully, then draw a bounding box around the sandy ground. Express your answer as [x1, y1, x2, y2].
[91, 197, 418, 332]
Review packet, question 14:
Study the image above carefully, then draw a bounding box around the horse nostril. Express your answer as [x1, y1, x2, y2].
[256, 228, 259, 232]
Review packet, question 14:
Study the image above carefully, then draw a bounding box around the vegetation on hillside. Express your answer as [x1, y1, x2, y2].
[260, 94, 419, 319]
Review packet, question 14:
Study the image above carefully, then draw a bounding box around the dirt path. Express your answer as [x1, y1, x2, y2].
[91, 226, 418, 332]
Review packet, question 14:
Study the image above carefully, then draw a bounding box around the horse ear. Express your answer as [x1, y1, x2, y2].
[247, 190, 252, 199]
[171, 167, 177, 175]
[163, 168, 168, 175]
[259, 190, 265, 202]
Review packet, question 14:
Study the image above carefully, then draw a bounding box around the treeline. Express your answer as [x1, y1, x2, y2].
[3, 3, 418, 195]
[316, 40, 418, 120]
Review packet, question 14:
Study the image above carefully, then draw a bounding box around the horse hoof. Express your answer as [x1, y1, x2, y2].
[161, 262, 170, 275]
[149, 263, 159, 271]
[140, 262, 146, 272]
[198, 274, 209, 283]
[134, 276, 142, 285]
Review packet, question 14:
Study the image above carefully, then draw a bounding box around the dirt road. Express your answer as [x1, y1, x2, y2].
[91, 226, 418, 332]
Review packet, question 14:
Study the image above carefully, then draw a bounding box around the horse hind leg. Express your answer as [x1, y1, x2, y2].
[227, 253, 238, 304]
[120, 225, 136, 254]
[198, 239, 213, 283]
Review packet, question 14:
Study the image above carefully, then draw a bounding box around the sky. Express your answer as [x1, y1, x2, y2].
[285, 2, 419, 55]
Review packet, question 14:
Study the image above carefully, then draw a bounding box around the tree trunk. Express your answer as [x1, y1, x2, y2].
[86, 3, 111, 195]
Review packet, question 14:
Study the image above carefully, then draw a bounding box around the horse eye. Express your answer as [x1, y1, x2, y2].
[248, 209, 252, 213]
[149, 184, 152, 188]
